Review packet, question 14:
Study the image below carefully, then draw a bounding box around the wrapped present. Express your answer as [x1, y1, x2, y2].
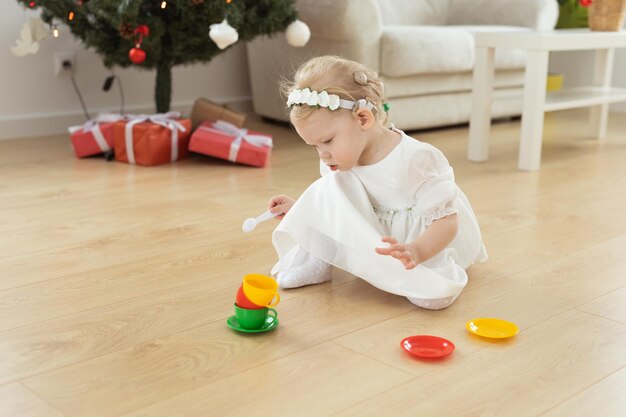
[190, 98, 246, 130]
[68, 114, 125, 158]
[189, 120, 273, 168]
[113, 112, 191, 166]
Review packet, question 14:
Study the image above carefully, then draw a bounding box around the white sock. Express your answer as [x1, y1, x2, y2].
[276, 256, 331, 289]
[406, 293, 460, 310]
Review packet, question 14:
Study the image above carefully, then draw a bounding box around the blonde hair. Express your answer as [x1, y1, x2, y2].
[281, 55, 390, 127]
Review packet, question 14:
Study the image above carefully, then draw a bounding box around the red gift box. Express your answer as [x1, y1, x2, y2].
[69, 115, 122, 158]
[114, 113, 191, 166]
[189, 120, 273, 167]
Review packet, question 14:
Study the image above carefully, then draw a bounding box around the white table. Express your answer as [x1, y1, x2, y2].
[468, 29, 626, 171]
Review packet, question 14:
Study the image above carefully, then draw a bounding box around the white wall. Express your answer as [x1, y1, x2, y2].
[0, 3, 252, 140]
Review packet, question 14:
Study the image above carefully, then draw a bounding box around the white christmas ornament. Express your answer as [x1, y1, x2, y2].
[286, 19, 310, 47]
[209, 19, 238, 50]
[10, 17, 50, 57]
[29, 17, 49, 42]
[11, 24, 38, 57]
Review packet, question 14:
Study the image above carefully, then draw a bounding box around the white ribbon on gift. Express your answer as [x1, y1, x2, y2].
[68, 113, 126, 153]
[199, 120, 273, 162]
[123, 111, 187, 164]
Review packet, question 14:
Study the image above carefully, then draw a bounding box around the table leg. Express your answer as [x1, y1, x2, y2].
[590, 48, 614, 141]
[518, 50, 549, 171]
[468, 46, 495, 162]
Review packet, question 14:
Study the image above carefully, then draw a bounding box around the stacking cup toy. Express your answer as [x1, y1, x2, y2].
[242, 274, 280, 308]
[234, 303, 278, 330]
[235, 284, 264, 309]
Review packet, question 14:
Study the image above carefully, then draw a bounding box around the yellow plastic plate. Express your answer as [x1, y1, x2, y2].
[466, 318, 519, 339]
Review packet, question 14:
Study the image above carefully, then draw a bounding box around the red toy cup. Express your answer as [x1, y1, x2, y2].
[235, 284, 264, 309]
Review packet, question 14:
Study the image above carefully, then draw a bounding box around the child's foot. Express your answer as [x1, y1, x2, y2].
[276, 256, 331, 289]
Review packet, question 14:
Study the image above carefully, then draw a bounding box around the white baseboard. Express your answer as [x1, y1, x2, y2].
[0, 95, 252, 140]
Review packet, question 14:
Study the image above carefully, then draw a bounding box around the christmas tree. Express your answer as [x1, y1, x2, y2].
[17, 0, 299, 113]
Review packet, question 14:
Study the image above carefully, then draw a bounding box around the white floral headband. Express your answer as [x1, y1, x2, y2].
[286, 88, 377, 112]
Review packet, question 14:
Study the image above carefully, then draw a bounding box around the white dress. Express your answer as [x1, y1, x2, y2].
[272, 130, 487, 306]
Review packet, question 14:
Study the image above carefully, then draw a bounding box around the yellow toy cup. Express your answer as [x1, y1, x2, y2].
[242, 274, 280, 308]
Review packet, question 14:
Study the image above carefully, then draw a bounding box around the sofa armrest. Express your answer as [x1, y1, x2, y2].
[447, 0, 559, 30]
[297, 0, 383, 42]
[245, 0, 383, 122]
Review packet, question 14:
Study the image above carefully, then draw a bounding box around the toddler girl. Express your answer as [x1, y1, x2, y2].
[269, 56, 487, 310]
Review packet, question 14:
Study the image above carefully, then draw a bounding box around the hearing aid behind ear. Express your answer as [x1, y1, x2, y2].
[354, 71, 368, 86]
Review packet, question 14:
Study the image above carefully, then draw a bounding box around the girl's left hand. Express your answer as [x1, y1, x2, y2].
[375, 236, 421, 269]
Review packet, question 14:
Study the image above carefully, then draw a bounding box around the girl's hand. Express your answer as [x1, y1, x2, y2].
[375, 237, 422, 269]
[268, 195, 296, 220]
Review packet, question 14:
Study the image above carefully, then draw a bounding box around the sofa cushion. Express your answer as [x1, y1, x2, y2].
[447, 0, 559, 31]
[383, 69, 524, 99]
[381, 26, 473, 77]
[378, 0, 450, 25]
[451, 25, 529, 70]
[388, 87, 523, 131]
[380, 25, 528, 77]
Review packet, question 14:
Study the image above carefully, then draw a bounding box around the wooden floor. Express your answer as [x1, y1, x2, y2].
[1, 109, 625, 417]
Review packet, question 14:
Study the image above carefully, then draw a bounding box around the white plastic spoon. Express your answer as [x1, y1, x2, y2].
[242, 209, 279, 232]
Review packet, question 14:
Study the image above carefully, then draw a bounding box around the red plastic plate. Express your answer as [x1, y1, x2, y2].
[400, 335, 455, 359]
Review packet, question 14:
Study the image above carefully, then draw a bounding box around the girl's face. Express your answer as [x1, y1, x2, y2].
[292, 109, 368, 172]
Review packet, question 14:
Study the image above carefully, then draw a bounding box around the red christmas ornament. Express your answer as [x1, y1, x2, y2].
[129, 25, 150, 65]
[580, 0, 593, 6]
[129, 47, 146, 64]
[134, 25, 150, 38]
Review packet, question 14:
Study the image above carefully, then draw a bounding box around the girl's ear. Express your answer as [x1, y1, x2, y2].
[355, 108, 376, 130]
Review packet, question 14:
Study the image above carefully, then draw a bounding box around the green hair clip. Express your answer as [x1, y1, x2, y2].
[383, 102, 390, 112]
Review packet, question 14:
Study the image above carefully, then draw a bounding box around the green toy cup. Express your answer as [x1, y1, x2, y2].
[233, 303, 278, 330]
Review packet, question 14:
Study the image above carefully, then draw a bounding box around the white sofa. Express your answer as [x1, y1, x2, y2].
[246, 0, 559, 130]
